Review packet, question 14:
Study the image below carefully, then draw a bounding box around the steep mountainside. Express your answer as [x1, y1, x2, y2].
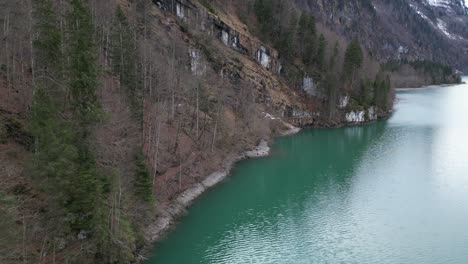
[296, 0, 468, 72]
[0, 0, 463, 263]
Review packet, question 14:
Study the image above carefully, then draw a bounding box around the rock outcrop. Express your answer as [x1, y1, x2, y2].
[155, 0, 282, 74]
[153, 0, 324, 126]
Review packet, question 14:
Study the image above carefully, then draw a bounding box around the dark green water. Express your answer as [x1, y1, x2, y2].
[147, 81, 468, 264]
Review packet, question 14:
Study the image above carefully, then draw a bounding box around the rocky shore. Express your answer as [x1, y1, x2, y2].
[142, 123, 300, 260]
[140, 104, 399, 262]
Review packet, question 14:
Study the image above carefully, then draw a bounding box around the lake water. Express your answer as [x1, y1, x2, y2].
[147, 81, 468, 263]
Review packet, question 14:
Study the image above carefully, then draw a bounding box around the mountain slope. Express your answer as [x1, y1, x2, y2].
[296, 0, 468, 72]
[0, 0, 463, 263]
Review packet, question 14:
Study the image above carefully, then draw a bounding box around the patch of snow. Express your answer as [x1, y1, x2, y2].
[409, 4, 431, 21]
[411, 3, 463, 40]
[436, 18, 458, 39]
[427, 0, 451, 7]
[426, 0, 467, 14]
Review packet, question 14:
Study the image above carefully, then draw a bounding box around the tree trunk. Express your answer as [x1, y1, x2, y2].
[211, 108, 220, 152]
[170, 42, 176, 120]
[5, 14, 10, 104]
[196, 83, 199, 138]
[152, 120, 161, 186]
[22, 216, 26, 264]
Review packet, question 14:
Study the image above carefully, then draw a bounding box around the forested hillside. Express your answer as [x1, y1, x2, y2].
[296, 0, 468, 72]
[0, 0, 462, 263]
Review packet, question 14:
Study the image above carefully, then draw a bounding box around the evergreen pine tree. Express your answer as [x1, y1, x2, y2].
[298, 14, 317, 66]
[343, 38, 363, 81]
[324, 72, 338, 116]
[30, 0, 80, 232]
[329, 41, 340, 70]
[373, 72, 391, 110]
[359, 78, 374, 107]
[30, 88, 80, 207]
[316, 34, 327, 70]
[33, 0, 63, 82]
[68, 0, 101, 125]
[135, 153, 154, 203]
[65, 0, 104, 232]
[254, 0, 273, 37]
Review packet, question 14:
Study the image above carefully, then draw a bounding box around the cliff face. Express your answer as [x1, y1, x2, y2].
[153, 0, 322, 122]
[296, 0, 468, 72]
[151, 0, 392, 125]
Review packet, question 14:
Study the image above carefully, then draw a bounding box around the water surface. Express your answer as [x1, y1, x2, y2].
[148, 81, 468, 264]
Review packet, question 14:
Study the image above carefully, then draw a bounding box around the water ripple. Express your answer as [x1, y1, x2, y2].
[148, 82, 468, 264]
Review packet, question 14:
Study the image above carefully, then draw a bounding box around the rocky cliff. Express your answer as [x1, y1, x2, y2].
[296, 0, 468, 72]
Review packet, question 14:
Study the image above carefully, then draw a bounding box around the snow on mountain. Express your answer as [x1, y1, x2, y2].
[409, 1, 465, 40]
[427, 0, 451, 7]
[426, 0, 467, 10]
[297, 0, 468, 71]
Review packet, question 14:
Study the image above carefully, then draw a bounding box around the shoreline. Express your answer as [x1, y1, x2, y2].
[140, 123, 301, 261]
[139, 112, 393, 261]
[395, 82, 463, 91]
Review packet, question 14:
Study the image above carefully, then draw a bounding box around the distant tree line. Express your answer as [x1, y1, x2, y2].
[384, 59, 461, 85]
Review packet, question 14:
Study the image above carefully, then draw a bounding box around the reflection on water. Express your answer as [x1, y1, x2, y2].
[148, 80, 468, 264]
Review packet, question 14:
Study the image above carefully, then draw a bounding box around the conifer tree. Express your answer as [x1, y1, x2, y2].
[373, 72, 391, 110]
[254, 0, 273, 36]
[316, 34, 327, 70]
[298, 13, 317, 66]
[276, 13, 297, 60]
[359, 78, 374, 107]
[30, 0, 78, 224]
[68, 0, 101, 125]
[135, 152, 154, 203]
[33, 0, 62, 84]
[324, 72, 338, 116]
[65, 0, 104, 232]
[343, 38, 363, 81]
[30, 88, 79, 210]
[329, 41, 340, 70]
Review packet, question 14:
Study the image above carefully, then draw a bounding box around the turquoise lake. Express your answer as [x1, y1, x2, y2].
[147, 81, 468, 264]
